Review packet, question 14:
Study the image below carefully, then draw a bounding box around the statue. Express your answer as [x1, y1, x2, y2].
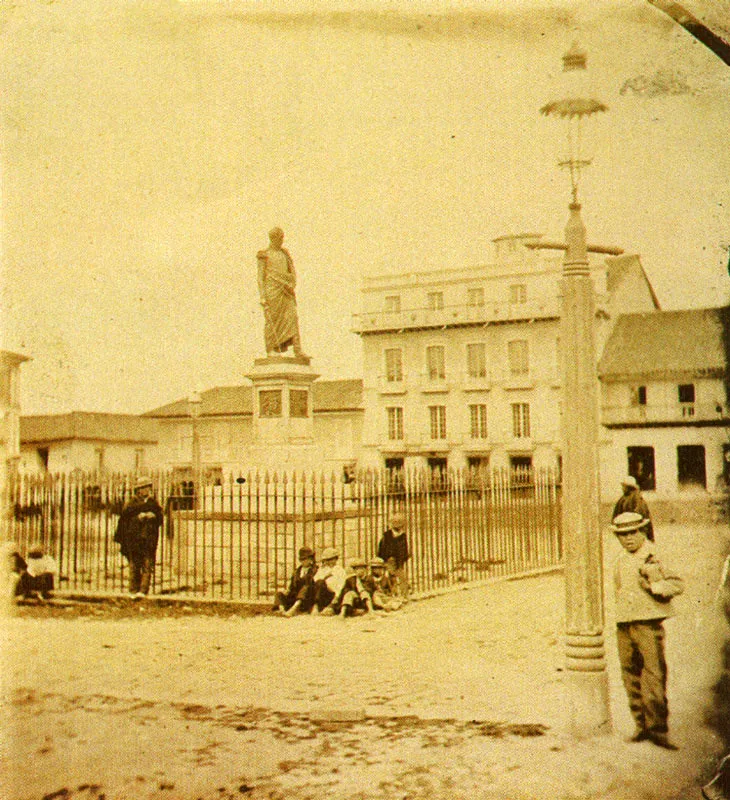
[256, 227, 304, 357]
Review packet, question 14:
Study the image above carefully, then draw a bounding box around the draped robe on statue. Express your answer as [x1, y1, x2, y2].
[257, 245, 301, 354]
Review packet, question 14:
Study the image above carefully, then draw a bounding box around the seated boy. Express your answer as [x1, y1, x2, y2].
[311, 547, 347, 615]
[366, 556, 404, 612]
[274, 546, 316, 616]
[16, 542, 58, 600]
[335, 557, 374, 618]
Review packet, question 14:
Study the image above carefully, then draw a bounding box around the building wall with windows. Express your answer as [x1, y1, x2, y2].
[598, 308, 730, 500]
[354, 233, 657, 475]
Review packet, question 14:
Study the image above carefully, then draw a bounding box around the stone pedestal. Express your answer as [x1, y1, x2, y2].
[247, 355, 320, 458]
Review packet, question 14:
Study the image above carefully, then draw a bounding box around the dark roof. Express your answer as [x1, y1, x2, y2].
[599, 307, 729, 381]
[144, 379, 364, 418]
[21, 413, 159, 444]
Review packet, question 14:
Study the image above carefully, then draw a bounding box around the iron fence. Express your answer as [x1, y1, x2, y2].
[3, 467, 562, 602]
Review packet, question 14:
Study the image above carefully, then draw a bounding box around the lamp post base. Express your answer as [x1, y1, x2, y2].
[563, 667, 612, 738]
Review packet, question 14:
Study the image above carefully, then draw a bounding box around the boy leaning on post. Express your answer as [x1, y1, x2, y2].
[611, 511, 684, 750]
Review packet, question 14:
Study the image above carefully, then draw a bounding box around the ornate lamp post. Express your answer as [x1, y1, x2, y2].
[540, 43, 611, 736]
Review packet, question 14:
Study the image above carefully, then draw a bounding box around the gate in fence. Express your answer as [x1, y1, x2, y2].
[4, 467, 562, 602]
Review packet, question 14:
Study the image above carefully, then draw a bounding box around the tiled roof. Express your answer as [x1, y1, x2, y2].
[21, 413, 159, 444]
[598, 307, 729, 380]
[144, 379, 364, 418]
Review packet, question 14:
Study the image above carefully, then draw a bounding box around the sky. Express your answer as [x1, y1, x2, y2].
[1, 0, 729, 415]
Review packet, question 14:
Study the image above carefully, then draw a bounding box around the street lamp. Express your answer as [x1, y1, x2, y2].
[541, 43, 612, 737]
[188, 390, 202, 502]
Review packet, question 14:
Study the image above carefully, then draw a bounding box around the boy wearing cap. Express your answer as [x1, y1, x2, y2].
[114, 477, 163, 598]
[275, 547, 317, 616]
[613, 475, 654, 541]
[365, 556, 402, 612]
[611, 511, 684, 750]
[335, 557, 375, 618]
[311, 548, 347, 614]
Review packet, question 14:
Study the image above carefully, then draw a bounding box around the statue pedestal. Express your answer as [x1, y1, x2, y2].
[247, 356, 320, 454]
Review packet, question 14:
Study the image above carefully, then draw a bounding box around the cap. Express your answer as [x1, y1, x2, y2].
[347, 557, 368, 569]
[369, 556, 386, 567]
[611, 511, 649, 534]
[621, 475, 639, 489]
[134, 476, 153, 490]
[27, 542, 45, 557]
[298, 547, 314, 559]
[320, 547, 339, 562]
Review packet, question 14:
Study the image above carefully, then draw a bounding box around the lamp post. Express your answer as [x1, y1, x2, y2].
[540, 43, 612, 737]
[188, 390, 202, 504]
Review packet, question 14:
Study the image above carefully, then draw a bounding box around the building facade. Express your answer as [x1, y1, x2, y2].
[353, 233, 659, 475]
[1, 350, 30, 506]
[598, 307, 730, 500]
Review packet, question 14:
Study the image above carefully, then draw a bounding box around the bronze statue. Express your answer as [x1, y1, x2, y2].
[257, 227, 303, 357]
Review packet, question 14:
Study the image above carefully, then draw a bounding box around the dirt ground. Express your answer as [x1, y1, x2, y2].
[1, 523, 729, 800]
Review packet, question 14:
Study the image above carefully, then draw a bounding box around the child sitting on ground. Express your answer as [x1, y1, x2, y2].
[274, 546, 317, 616]
[366, 556, 404, 612]
[16, 542, 58, 600]
[311, 547, 347, 615]
[335, 557, 374, 618]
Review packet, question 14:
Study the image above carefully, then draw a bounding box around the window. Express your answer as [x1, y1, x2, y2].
[678, 384, 695, 403]
[94, 447, 105, 473]
[469, 404, 488, 438]
[429, 405, 447, 439]
[510, 455, 533, 483]
[467, 287, 485, 307]
[509, 284, 527, 304]
[385, 348, 403, 382]
[259, 389, 282, 417]
[386, 407, 404, 440]
[627, 446, 655, 491]
[508, 340, 529, 376]
[631, 385, 647, 406]
[427, 291, 444, 310]
[135, 449, 145, 472]
[512, 403, 531, 438]
[677, 445, 706, 489]
[290, 389, 309, 418]
[466, 343, 487, 378]
[384, 295, 401, 313]
[426, 345, 446, 380]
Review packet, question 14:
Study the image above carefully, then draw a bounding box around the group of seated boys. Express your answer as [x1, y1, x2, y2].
[274, 546, 405, 618]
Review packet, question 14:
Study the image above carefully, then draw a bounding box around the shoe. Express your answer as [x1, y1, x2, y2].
[626, 729, 649, 743]
[648, 733, 679, 750]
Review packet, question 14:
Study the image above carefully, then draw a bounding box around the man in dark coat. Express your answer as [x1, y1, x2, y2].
[275, 546, 317, 616]
[377, 511, 410, 600]
[114, 477, 163, 598]
[613, 475, 654, 542]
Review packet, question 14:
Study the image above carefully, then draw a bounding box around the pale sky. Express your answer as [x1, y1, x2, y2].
[1, 0, 729, 415]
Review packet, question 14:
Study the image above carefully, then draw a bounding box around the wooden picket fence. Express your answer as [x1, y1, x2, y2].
[3, 467, 562, 602]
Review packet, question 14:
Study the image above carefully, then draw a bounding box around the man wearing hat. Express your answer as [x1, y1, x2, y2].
[114, 477, 163, 598]
[613, 475, 654, 542]
[334, 557, 375, 618]
[311, 547, 347, 615]
[611, 511, 684, 749]
[377, 511, 410, 600]
[274, 546, 317, 616]
[365, 556, 403, 612]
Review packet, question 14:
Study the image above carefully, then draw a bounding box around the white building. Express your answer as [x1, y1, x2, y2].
[353, 233, 659, 474]
[1, 350, 30, 502]
[598, 307, 730, 500]
[19, 413, 159, 475]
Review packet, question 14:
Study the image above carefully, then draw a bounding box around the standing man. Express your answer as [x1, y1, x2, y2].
[611, 511, 684, 749]
[257, 227, 304, 357]
[377, 511, 410, 601]
[613, 475, 654, 542]
[114, 477, 163, 599]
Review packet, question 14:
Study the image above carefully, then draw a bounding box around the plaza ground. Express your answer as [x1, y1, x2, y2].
[1, 522, 729, 800]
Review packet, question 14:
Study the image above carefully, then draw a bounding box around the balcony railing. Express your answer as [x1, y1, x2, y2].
[352, 298, 560, 333]
[601, 403, 728, 426]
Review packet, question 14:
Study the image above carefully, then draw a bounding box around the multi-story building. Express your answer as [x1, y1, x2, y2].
[1, 350, 30, 503]
[353, 233, 659, 474]
[598, 307, 730, 499]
